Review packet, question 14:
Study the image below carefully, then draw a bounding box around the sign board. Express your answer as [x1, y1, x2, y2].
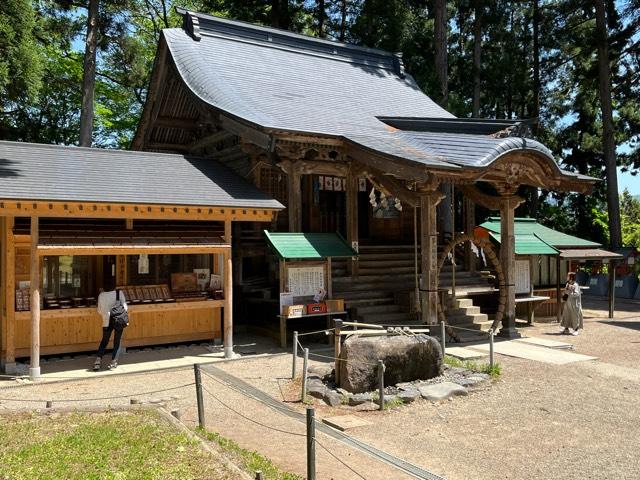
[287, 265, 325, 297]
[515, 259, 531, 294]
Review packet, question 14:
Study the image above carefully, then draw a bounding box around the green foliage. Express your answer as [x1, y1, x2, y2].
[202, 428, 303, 480]
[444, 355, 501, 377]
[0, 410, 240, 480]
[621, 189, 640, 247]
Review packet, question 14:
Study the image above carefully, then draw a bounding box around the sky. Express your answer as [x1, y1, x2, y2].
[617, 167, 639, 196]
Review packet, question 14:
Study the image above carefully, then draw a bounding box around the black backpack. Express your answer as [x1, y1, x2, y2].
[110, 290, 129, 330]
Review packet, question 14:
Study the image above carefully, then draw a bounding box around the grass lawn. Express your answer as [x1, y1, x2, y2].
[0, 409, 244, 480]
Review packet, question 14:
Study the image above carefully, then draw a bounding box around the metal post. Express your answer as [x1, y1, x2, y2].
[489, 330, 495, 369]
[292, 331, 298, 380]
[194, 364, 205, 429]
[378, 360, 385, 411]
[440, 321, 446, 357]
[306, 407, 316, 480]
[301, 348, 309, 403]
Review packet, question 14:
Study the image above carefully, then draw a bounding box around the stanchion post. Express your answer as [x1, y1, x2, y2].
[194, 364, 205, 429]
[306, 407, 316, 480]
[378, 360, 385, 411]
[255, 471, 264, 480]
[489, 330, 495, 369]
[334, 319, 342, 385]
[440, 321, 446, 357]
[301, 347, 309, 403]
[292, 331, 299, 380]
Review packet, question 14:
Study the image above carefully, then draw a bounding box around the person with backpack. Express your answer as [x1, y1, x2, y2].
[94, 289, 129, 371]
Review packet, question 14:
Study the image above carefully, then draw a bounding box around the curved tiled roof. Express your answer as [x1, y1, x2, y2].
[156, 10, 595, 182]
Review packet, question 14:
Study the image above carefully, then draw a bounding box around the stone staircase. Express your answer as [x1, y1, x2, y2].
[332, 245, 496, 330]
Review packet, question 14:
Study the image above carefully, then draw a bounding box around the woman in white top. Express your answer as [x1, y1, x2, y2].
[94, 289, 128, 370]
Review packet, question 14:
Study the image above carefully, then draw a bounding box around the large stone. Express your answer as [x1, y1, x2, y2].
[397, 389, 421, 403]
[323, 390, 343, 407]
[348, 393, 373, 406]
[338, 334, 442, 393]
[418, 382, 468, 402]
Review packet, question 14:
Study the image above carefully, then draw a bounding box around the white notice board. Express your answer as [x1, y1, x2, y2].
[515, 260, 531, 294]
[287, 265, 325, 297]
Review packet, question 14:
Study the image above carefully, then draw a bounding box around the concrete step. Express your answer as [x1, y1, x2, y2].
[451, 320, 494, 332]
[449, 298, 474, 309]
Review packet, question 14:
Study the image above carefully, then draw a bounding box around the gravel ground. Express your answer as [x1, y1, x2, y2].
[1, 302, 638, 480]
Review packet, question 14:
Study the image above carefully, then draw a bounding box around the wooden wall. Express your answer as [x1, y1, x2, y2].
[14, 301, 221, 356]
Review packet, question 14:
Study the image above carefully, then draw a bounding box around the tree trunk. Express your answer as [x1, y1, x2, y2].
[339, 0, 347, 41]
[79, 0, 99, 147]
[594, 0, 622, 248]
[317, 0, 326, 38]
[529, 0, 541, 219]
[472, 1, 482, 117]
[271, 0, 281, 28]
[434, 0, 448, 107]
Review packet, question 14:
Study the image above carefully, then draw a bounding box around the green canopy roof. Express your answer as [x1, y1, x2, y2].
[489, 232, 559, 255]
[480, 217, 601, 249]
[264, 231, 357, 259]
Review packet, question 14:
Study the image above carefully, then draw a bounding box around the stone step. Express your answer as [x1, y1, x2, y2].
[344, 297, 395, 307]
[447, 306, 481, 316]
[451, 320, 494, 332]
[446, 312, 489, 325]
[359, 312, 413, 323]
[354, 304, 403, 314]
[339, 290, 395, 301]
[450, 298, 474, 308]
[334, 281, 415, 292]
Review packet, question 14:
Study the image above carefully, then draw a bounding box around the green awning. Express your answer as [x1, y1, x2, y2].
[480, 217, 601, 249]
[489, 232, 559, 255]
[264, 231, 357, 259]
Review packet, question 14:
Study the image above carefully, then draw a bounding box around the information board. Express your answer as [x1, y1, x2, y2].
[287, 265, 325, 297]
[515, 260, 531, 294]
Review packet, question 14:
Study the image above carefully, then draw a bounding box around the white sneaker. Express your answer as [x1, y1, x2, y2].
[571, 330, 579, 336]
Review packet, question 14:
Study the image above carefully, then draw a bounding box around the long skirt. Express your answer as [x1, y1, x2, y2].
[561, 293, 584, 330]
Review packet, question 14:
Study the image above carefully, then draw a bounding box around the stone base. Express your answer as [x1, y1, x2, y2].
[2, 362, 17, 375]
[497, 326, 522, 339]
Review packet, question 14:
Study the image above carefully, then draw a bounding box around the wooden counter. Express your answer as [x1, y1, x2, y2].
[14, 300, 222, 356]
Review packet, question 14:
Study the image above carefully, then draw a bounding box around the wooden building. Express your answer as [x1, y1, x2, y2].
[130, 10, 597, 339]
[0, 141, 282, 377]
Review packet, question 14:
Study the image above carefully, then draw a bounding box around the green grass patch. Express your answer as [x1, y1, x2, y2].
[0, 409, 243, 480]
[383, 396, 405, 410]
[201, 429, 303, 480]
[444, 355, 502, 377]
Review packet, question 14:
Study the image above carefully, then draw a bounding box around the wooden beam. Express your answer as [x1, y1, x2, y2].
[154, 116, 202, 130]
[37, 244, 230, 257]
[498, 198, 519, 338]
[145, 142, 190, 153]
[188, 130, 235, 152]
[352, 161, 419, 207]
[29, 216, 41, 380]
[288, 165, 302, 232]
[0, 200, 277, 223]
[221, 115, 271, 151]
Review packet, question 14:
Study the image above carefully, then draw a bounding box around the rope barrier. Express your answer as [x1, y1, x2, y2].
[315, 437, 368, 480]
[200, 375, 305, 438]
[297, 328, 334, 337]
[446, 324, 492, 335]
[0, 364, 193, 382]
[0, 382, 195, 403]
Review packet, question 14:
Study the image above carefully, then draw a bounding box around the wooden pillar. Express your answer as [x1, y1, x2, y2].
[223, 221, 234, 358]
[420, 191, 443, 325]
[30, 216, 41, 379]
[498, 201, 519, 338]
[2, 217, 16, 374]
[608, 259, 615, 319]
[287, 164, 302, 232]
[223, 249, 234, 358]
[556, 255, 562, 323]
[346, 169, 359, 277]
[463, 197, 476, 272]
